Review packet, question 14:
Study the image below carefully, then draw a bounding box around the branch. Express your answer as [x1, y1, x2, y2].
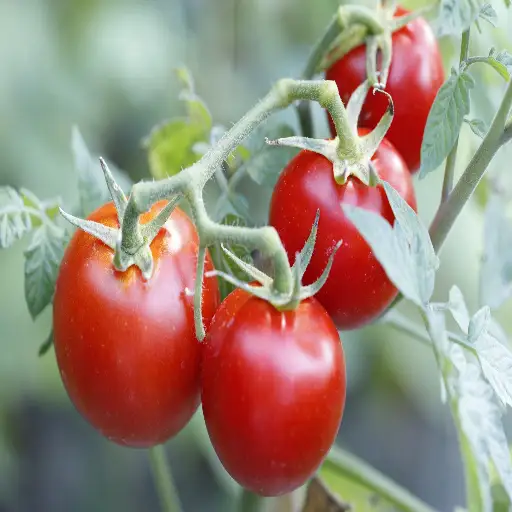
[429, 78, 512, 253]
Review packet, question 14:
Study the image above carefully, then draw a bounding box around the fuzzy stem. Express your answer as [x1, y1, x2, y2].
[125, 79, 355, 296]
[194, 245, 206, 341]
[149, 446, 182, 512]
[430, 77, 512, 253]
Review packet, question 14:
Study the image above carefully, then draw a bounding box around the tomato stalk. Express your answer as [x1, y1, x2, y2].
[429, 76, 512, 253]
[237, 489, 264, 512]
[149, 445, 182, 512]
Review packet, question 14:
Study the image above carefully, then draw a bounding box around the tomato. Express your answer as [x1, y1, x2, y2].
[201, 288, 346, 496]
[269, 130, 416, 330]
[325, 6, 444, 172]
[53, 201, 220, 448]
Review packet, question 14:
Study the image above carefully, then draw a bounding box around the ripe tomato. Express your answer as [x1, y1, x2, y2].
[53, 201, 220, 448]
[325, 6, 444, 172]
[269, 130, 416, 330]
[201, 288, 346, 496]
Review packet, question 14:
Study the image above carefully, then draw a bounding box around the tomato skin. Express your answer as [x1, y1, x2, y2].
[269, 131, 416, 330]
[325, 7, 444, 172]
[201, 288, 346, 496]
[53, 201, 220, 448]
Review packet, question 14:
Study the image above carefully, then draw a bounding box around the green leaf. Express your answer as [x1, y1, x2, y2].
[436, 0, 484, 36]
[465, 117, 488, 138]
[24, 223, 68, 320]
[38, 328, 54, 357]
[343, 182, 439, 307]
[448, 285, 470, 332]
[145, 119, 208, 179]
[480, 195, 512, 309]
[145, 68, 212, 180]
[241, 124, 297, 188]
[479, 3, 498, 25]
[0, 187, 32, 249]
[420, 69, 474, 178]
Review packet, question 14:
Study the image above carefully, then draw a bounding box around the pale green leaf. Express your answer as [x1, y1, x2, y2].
[344, 182, 439, 307]
[145, 119, 207, 179]
[465, 117, 488, 138]
[420, 69, 474, 177]
[436, 0, 484, 36]
[24, 223, 68, 320]
[479, 3, 498, 26]
[0, 187, 32, 248]
[242, 124, 297, 188]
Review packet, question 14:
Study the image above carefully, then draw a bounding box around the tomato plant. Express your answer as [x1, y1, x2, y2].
[3, 0, 512, 510]
[53, 201, 220, 447]
[325, 6, 444, 173]
[201, 287, 346, 496]
[269, 129, 416, 330]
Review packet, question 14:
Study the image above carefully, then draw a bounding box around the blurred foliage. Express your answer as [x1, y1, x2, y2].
[1, 0, 512, 511]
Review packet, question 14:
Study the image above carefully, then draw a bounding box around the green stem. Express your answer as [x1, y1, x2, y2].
[326, 447, 438, 512]
[194, 245, 206, 341]
[429, 77, 512, 253]
[440, 29, 470, 203]
[128, 78, 356, 297]
[237, 489, 264, 512]
[149, 446, 182, 512]
[422, 314, 481, 512]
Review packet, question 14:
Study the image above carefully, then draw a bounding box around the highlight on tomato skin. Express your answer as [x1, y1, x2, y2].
[325, 6, 444, 173]
[201, 287, 346, 497]
[53, 201, 220, 448]
[269, 129, 417, 331]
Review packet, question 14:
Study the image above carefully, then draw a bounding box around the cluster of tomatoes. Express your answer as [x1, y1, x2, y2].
[52, 6, 443, 499]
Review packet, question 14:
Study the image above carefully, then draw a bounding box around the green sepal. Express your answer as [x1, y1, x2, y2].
[59, 208, 117, 249]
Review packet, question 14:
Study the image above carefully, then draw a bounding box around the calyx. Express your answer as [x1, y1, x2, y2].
[267, 80, 394, 186]
[207, 210, 342, 311]
[59, 158, 178, 280]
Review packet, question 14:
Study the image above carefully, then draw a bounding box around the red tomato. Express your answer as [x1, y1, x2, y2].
[325, 6, 444, 172]
[201, 288, 346, 496]
[269, 130, 416, 330]
[53, 201, 220, 448]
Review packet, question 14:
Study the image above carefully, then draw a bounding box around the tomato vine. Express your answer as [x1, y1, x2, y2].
[2, 1, 512, 511]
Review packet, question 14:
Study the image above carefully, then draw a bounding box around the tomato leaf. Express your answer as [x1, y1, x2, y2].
[465, 117, 488, 138]
[38, 328, 54, 357]
[0, 187, 33, 249]
[344, 182, 439, 307]
[145, 68, 212, 180]
[24, 223, 68, 320]
[241, 124, 297, 188]
[426, 308, 495, 511]
[436, 0, 484, 36]
[480, 195, 512, 309]
[420, 69, 474, 178]
[448, 285, 471, 332]
[145, 119, 208, 179]
[479, 3, 498, 26]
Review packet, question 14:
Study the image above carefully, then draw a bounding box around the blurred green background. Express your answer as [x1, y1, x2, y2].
[1, 0, 512, 510]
